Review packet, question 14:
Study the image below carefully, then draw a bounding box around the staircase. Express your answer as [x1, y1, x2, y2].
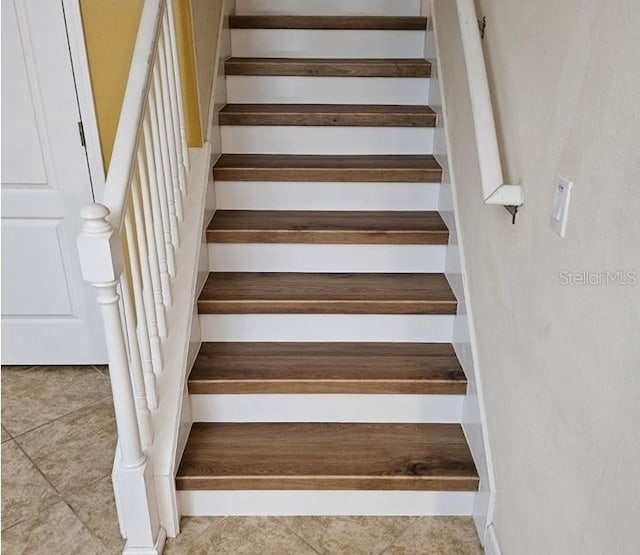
[175, 1, 479, 516]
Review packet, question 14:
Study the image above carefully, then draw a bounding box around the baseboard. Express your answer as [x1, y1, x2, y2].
[122, 527, 166, 555]
[484, 523, 503, 555]
[429, 0, 497, 542]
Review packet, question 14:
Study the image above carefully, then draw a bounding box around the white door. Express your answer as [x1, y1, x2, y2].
[1, 0, 107, 364]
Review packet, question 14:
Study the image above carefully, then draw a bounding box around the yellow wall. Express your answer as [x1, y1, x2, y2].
[80, 0, 144, 170]
[80, 0, 203, 171]
[172, 0, 203, 147]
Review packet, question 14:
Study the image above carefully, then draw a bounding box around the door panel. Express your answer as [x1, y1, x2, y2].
[1, 0, 107, 363]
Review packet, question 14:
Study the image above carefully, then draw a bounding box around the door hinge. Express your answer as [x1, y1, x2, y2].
[77, 121, 86, 147]
[478, 16, 487, 40]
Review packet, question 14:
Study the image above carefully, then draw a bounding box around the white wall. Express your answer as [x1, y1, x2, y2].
[435, 1, 640, 554]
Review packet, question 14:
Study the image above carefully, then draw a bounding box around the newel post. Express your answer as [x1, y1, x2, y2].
[77, 204, 165, 554]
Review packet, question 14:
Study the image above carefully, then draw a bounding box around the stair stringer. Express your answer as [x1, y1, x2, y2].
[150, 0, 235, 538]
[427, 4, 497, 546]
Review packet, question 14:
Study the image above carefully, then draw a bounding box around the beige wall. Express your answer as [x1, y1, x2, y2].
[435, 1, 640, 553]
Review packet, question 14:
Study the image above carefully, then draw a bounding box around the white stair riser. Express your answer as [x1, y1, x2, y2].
[200, 314, 455, 343]
[215, 181, 440, 211]
[179, 490, 475, 517]
[209, 244, 446, 273]
[190, 394, 463, 424]
[236, 0, 422, 17]
[231, 30, 425, 59]
[226, 76, 429, 105]
[221, 127, 435, 155]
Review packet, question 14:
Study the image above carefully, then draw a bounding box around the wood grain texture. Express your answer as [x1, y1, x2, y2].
[213, 154, 442, 183]
[229, 16, 428, 30]
[219, 104, 436, 127]
[176, 423, 479, 490]
[189, 342, 466, 394]
[207, 210, 449, 244]
[225, 57, 431, 77]
[198, 273, 457, 314]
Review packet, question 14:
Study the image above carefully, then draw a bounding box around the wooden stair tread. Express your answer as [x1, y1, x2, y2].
[207, 210, 448, 244]
[189, 342, 466, 394]
[176, 423, 479, 490]
[198, 272, 457, 314]
[225, 57, 431, 77]
[213, 154, 442, 182]
[229, 15, 428, 30]
[219, 104, 436, 127]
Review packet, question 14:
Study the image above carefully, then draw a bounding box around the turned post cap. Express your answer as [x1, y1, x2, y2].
[80, 204, 112, 235]
[81, 203, 110, 221]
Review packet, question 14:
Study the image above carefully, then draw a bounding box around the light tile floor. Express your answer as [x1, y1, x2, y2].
[1, 366, 484, 554]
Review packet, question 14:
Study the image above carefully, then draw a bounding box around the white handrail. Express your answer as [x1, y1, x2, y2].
[102, 0, 164, 228]
[456, 0, 523, 207]
[76, 0, 191, 550]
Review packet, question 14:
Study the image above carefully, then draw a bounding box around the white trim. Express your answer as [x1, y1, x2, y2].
[214, 181, 440, 211]
[430, 0, 497, 541]
[221, 126, 435, 156]
[191, 394, 464, 423]
[200, 314, 455, 343]
[484, 523, 503, 555]
[226, 76, 430, 105]
[208, 244, 446, 273]
[60, 0, 106, 201]
[149, 145, 213, 537]
[122, 528, 166, 555]
[178, 490, 475, 516]
[235, 0, 422, 16]
[231, 29, 425, 59]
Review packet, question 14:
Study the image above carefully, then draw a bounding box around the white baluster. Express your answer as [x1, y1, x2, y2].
[157, 31, 184, 221]
[138, 132, 173, 310]
[165, 0, 190, 172]
[151, 69, 180, 246]
[161, 10, 187, 196]
[123, 209, 161, 406]
[130, 169, 165, 365]
[144, 105, 177, 279]
[117, 252, 155, 446]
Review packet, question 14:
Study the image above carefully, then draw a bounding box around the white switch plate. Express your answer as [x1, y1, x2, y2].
[550, 175, 573, 238]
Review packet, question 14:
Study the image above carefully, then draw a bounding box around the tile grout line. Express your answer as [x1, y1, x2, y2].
[1, 438, 64, 532]
[2, 425, 14, 442]
[64, 494, 115, 555]
[377, 516, 423, 555]
[7, 435, 115, 552]
[277, 519, 332, 555]
[1, 365, 38, 372]
[8, 396, 113, 443]
[92, 365, 109, 378]
[165, 515, 230, 550]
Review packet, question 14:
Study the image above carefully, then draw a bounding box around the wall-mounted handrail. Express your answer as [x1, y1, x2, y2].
[456, 0, 523, 208]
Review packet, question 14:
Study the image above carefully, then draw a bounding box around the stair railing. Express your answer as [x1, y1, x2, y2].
[76, 0, 188, 551]
[456, 0, 524, 210]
